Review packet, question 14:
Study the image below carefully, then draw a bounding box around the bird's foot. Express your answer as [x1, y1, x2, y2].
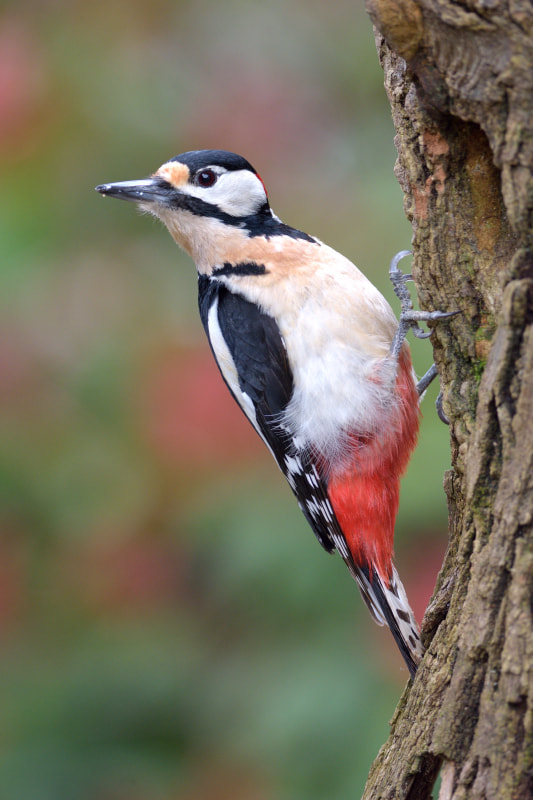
[388, 250, 458, 361]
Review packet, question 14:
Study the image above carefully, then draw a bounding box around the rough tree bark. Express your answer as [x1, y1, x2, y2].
[362, 2, 533, 799]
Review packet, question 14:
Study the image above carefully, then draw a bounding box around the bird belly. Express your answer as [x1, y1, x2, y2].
[279, 311, 400, 466]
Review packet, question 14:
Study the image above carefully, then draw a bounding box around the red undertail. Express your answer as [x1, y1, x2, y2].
[327, 349, 420, 582]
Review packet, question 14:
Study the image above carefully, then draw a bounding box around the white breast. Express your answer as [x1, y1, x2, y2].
[281, 304, 399, 461]
[233, 242, 402, 462]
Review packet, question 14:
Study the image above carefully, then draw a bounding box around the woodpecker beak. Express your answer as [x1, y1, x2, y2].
[95, 178, 165, 204]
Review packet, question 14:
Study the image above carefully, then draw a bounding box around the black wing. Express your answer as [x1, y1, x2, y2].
[198, 274, 335, 553]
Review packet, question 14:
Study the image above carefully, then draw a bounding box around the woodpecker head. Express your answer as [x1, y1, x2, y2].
[96, 149, 274, 265]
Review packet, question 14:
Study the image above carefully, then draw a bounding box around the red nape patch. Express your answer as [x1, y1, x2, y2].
[255, 173, 268, 197]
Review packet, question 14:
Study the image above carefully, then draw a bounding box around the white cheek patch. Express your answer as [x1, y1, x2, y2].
[187, 169, 267, 216]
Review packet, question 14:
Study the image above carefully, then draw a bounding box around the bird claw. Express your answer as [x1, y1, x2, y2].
[389, 250, 415, 308]
[388, 251, 459, 359]
[436, 390, 450, 425]
[416, 368, 451, 422]
[401, 307, 459, 336]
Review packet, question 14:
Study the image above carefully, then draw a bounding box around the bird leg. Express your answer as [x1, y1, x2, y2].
[415, 362, 438, 396]
[388, 250, 458, 423]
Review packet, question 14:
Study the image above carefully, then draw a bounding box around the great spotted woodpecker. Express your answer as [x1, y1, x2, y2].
[96, 149, 453, 678]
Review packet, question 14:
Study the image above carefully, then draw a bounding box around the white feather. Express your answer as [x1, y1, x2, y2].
[206, 296, 277, 461]
[185, 169, 267, 217]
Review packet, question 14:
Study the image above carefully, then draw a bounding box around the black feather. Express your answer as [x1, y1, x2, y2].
[210, 280, 293, 434]
[197, 275, 335, 552]
[170, 149, 259, 175]
[213, 262, 267, 278]
[359, 565, 419, 679]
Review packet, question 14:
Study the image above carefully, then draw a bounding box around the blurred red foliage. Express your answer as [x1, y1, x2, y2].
[57, 534, 189, 617]
[138, 344, 264, 469]
[402, 534, 447, 624]
[0, 16, 49, 157]
[0, 532, 27, 634]
[181, 67, 334, 174]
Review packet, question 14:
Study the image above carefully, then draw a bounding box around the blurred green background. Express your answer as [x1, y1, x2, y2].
[0, 2, 449, 798]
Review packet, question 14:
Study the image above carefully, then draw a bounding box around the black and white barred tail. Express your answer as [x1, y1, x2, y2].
[353, 564, 424, 678]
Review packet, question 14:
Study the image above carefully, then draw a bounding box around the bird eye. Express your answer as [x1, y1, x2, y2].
[195, 169, 217, 188]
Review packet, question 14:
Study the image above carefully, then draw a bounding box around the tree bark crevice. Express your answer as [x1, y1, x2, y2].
[362, 2, 533, 797]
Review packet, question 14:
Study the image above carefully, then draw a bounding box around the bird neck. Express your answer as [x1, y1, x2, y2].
[165, 211, 261, 273]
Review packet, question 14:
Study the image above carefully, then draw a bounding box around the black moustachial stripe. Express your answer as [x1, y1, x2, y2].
[213, 262, 267, 278]
[169, 193, 317, 242]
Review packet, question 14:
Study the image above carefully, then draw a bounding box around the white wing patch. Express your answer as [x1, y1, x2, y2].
[206, 296, 276, 458]
[207, 298, 249, 411]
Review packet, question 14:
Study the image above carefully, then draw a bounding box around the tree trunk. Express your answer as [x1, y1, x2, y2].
[362, 2, 533, 798]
